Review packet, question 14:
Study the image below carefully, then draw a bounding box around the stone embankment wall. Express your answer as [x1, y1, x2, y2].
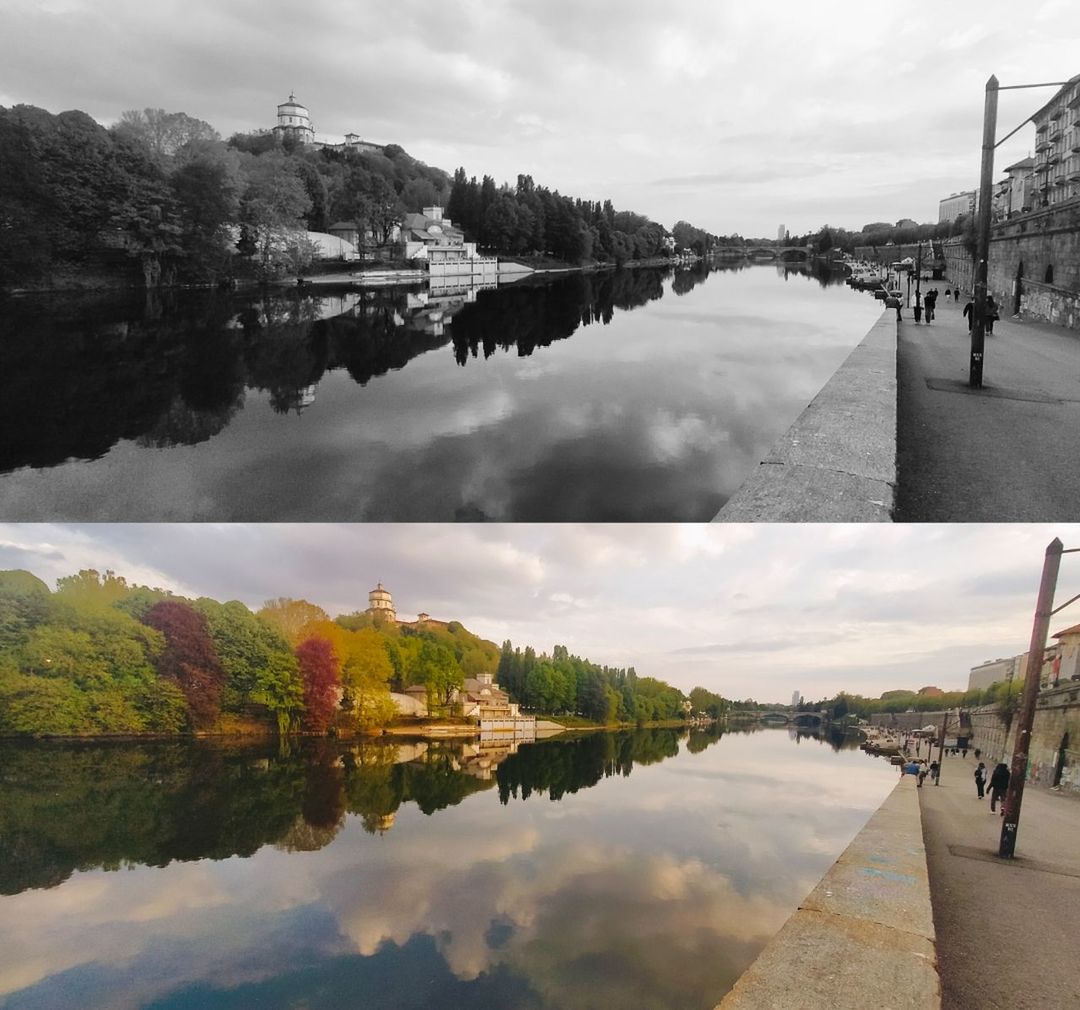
[715, 776, 939, 1010]
[713, 311, 897, 522]
[941, 196, 1080, 331]
[873, 688, 1080, 794]
[968, 682, 1080, 793]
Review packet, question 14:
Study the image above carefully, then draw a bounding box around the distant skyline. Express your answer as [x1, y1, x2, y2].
[3, 1, 1079, 236]
[2, 523, 1077, 703]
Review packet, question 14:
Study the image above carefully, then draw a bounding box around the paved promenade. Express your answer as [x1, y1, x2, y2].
[918, 752, 1080, 1010]
[895, 291, 1080, 521]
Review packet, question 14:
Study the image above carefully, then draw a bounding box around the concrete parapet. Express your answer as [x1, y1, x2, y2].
[715, 775, 939, 1010]
[714, 310, 897, 522]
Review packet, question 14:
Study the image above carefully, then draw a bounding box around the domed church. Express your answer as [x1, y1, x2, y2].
[273, 93, 315, 145]
[365, 583, 397, 623]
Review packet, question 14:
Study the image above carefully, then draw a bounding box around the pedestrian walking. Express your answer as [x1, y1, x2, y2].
[989, 762, 1010, 814]
[945, 287, 951, 299]
[963, 298, 974, 332]
[974, 761, 987, 799]
[918, 760, 928, 787]
[930, 759, 940, 784]
[913, 290, 923, 323]
[986, 295, 999, 335]
[954, 288, 960, 302]
[925, 289, 937, 323]
[962, 747, 968, 758]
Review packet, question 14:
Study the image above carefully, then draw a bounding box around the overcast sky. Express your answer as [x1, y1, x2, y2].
[3, 1, 1078, 236]
[2, 523, 1077, 703]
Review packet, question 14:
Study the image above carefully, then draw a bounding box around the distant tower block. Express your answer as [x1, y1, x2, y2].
[274, 93, 315, 145]
[777, 224, 787, 242]
[366, 583, 397, 622]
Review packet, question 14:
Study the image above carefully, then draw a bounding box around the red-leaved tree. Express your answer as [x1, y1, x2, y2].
[144, 600, 225, 730]
[295, 636, 340, 734]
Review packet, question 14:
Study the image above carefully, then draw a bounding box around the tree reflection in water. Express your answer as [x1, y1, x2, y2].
[0, 727, 733, 895]
[0, 269, 688, 475]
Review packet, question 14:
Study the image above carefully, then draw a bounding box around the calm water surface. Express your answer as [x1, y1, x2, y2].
[0, 264, 882, 520]
[0, 727, 896, 1010]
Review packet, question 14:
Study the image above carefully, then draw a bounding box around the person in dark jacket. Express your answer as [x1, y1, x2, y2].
[924, 288, 937, 323]
[974, 761, 987, 799]
[989, 762, 1010, 813]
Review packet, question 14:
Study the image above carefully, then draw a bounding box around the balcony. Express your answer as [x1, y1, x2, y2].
[1049, 106, 1064, 121]
[1050, 128, 1063, 143]
[1036, 138, 1052, 153]
[1035, 120, 1049, 133]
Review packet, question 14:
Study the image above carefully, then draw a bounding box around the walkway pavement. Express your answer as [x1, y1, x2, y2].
[917, 751, 1080, 1010]
[895, 290, 1080, 521]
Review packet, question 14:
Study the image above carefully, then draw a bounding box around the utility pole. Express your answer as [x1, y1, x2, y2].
[999, 538, 1063, 858]
[915, 244, 922, 305]
[936, 711, 947, 784]
[970, 75, 999, 388]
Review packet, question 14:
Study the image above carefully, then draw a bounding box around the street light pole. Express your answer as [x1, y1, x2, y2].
[935, 710, 947, 784]
[970, 75, 999, 388]
[999, 538, 1062, 858]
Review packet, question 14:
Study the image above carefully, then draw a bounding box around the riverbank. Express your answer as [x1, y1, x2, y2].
[716, 774, 939, 1009]
[714, 308, 897, 522]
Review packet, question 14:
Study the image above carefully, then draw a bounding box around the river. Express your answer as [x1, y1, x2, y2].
[0, 263, 882, 521]
[0, 726, 896, 1010]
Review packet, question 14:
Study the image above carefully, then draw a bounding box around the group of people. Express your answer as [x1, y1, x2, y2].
[913, 288, 941, 324]
[975, 760, 1012, 814]
[902, 756, 940, 786]
[891, 281, 1004, 337]
[902, 750, 1012, 815]
[963, 293, 1000, 335]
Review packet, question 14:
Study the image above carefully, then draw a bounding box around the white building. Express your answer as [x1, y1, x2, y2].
[967, 655, 1025, 692]
[402, 206, 498, 284]
[366, 583, 397, 623]
[938, 191, 976, 223]
[274, 94, 315, 145]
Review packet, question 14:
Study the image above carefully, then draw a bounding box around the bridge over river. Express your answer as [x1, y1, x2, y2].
[758, 710, 829, 727]
[712, 245, 814, 261]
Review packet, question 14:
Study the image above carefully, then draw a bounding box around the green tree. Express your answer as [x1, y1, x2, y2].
[0, 570, 52, 649]
[410, 640, 463, 713]
[112, 108, 220, 160]
[258, 597, 330, 645]
[237, 151, 313, 280]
